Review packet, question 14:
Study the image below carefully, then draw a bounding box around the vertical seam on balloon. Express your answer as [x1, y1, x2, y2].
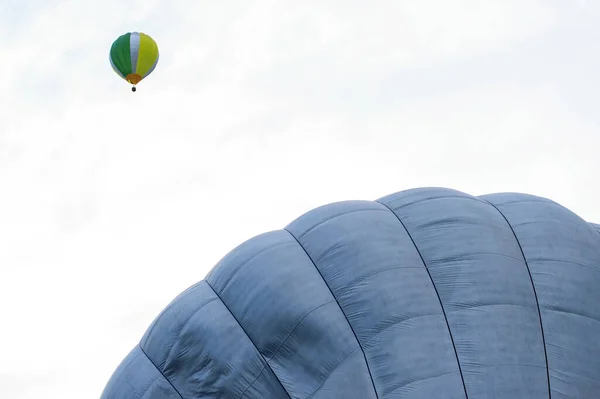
[139, 281, 207, 350]
[376, 200, 469, 399]
[238, 299, 335, 398]
[481, 199, 552, 399]
[205, 281, 293, 399]
[284, 228, 381, 399]
[138, 343, 185, 399]
[160, 296, 219, 368]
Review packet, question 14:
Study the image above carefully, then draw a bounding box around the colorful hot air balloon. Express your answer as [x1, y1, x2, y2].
[109, 32, 159, 92]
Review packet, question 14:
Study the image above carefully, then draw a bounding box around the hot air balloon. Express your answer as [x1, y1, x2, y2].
[109, 32, 159, 92]
[100, 187, 600, 398]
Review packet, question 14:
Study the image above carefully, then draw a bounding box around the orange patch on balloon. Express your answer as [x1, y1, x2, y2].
[126, 73, 142, 85]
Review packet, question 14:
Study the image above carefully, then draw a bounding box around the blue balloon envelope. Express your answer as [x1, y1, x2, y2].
[100, 187, 600, 399]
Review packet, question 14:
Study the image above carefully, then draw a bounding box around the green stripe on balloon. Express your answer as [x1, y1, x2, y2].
[110, 33, 132, 77]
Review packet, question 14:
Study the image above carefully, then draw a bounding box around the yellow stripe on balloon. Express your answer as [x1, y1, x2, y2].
[136, 33, 159, 78]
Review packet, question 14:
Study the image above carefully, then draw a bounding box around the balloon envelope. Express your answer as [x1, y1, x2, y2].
[109, 32, 159, 89]
[100, 187, 600, 398]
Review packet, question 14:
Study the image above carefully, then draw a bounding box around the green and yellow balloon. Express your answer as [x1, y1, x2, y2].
[109, 32, 159, 92]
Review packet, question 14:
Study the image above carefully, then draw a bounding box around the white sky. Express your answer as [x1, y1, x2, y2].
[1, 1, 599, 397]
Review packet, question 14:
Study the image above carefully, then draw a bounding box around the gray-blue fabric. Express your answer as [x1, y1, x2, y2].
[100, 187, 600, 398]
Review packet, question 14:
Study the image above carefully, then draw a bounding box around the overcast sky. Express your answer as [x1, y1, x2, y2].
[1, 0, 599, 397]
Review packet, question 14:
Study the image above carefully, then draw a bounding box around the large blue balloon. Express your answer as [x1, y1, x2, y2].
[100, 187, 600, 398]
